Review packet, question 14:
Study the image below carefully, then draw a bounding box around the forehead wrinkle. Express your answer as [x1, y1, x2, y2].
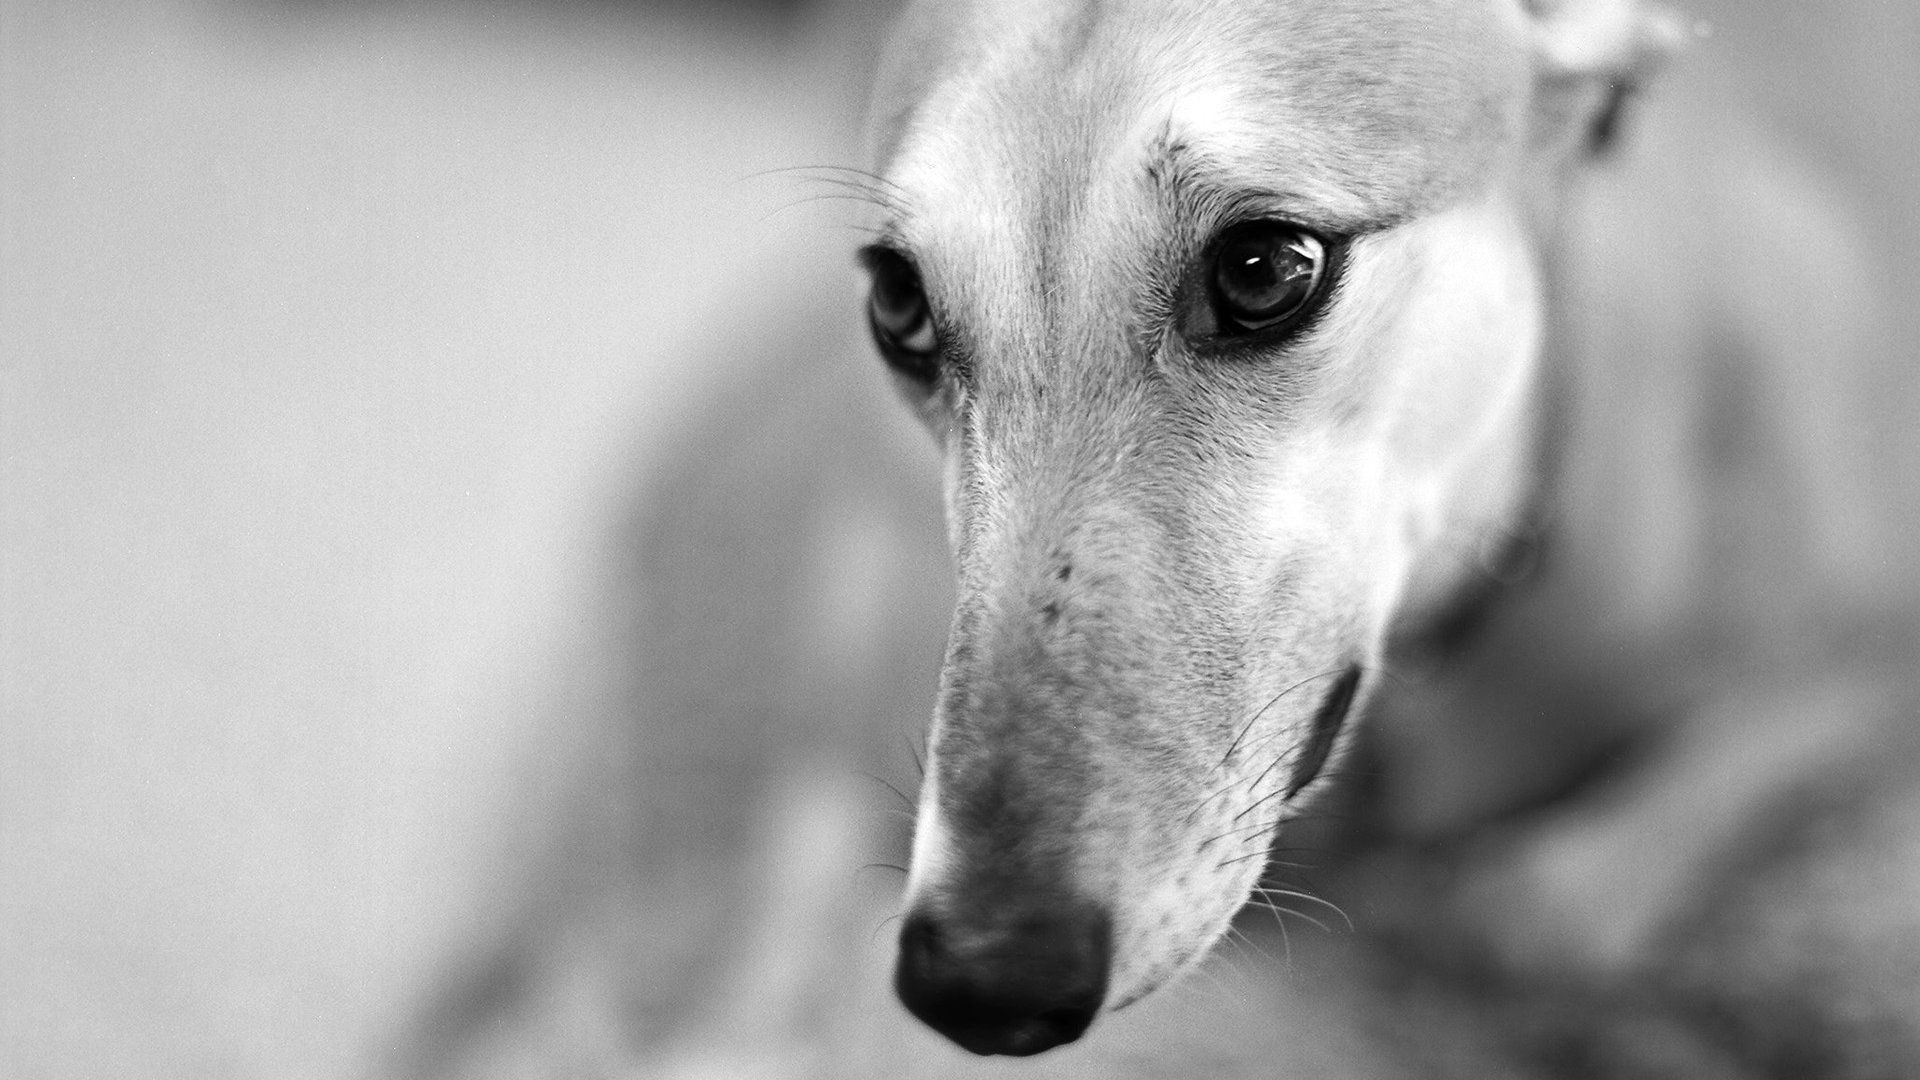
[1245, 5, 1527, 213]
[1140, 132, 1381, 242]
[875, 0, 1529, 211]
[1130, 0, 1528, 224]
[886, 136, 1040, 345]
[874, 0, 1123, 179]
[881, 88, 1150, 378]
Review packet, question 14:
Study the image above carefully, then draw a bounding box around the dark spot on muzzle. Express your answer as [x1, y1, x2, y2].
[1285, 664, 1362, 799]
[895, 897, 1110, 1056]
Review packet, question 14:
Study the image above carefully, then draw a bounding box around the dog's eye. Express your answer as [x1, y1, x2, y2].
[861, 246, 940, 381]
[1208, 224, 1328, 336]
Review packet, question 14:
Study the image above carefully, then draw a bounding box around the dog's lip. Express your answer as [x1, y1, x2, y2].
[1099, 974, 1161, 1015]
[1285, 663, 1363, 798]
[1100, 935, 1214, 1014]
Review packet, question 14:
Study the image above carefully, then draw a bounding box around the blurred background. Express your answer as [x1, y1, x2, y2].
[3, 1, 1916, 1078]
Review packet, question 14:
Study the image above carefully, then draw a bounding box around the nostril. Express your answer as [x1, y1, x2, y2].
[897, 910, 941, 984]
[894, 900, 1110, 1056]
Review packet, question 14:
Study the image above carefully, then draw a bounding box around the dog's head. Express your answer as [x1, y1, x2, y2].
[858, 0, 1678, 1056]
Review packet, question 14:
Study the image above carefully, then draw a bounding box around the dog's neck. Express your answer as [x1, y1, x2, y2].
[1387, 69, 1642, 661]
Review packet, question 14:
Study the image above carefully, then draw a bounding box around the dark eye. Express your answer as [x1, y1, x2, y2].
[860, 246, 939, 381]
[1209, 223, 1330, 336]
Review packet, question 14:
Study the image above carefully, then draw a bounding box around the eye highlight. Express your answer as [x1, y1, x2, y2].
[1204, 222, 1333, 339]
[859, 245, 940, 382]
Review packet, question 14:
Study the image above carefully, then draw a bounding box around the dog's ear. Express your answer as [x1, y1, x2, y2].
[1521, 0, 1688, 156]
[1524, 0, 1687, 83]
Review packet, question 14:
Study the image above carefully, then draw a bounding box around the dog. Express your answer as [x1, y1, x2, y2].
[857, 0, 1920, 1070]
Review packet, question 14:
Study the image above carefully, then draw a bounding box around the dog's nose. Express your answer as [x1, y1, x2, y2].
[894, 898, 1111, 1056]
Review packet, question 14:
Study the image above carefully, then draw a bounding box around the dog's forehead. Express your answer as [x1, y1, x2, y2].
[872, 0, 1529, 234]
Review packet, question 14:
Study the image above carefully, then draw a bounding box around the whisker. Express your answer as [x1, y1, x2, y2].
[1186, 668, 1350, 826]
[1218, 691, 1281, 771]
[1252, 886, 1354, 932]
[1201, 814, 1284, 847]
[796, 177, 900, 208]
[1213, 829, 1342, 871]
[1223, 923, 1277, 968]
[758, 190, 902, 225]
[1182, 778, 1233, 825]
[1223, 809, 1341, 849]
[743, 163, 910, 195]
[1246, 898, 1295, 965]
[856, 861, 910, 896]
[1231, 777, 1292, 823]
[1231, 669, 1353, 759]
[735, 164, 910, 217]
[856, 770, 917, 810]
[903, 729, 925, 780]
[1258, 863, 1334, 892]
[1273, 810, 1360, 826]
[1239, 743, 1300, 804]
[1247, 899, 1336, 937]
[1219, 667, 1347, 768]
[1178, 954, 1239, 1009]
[869, 911, 906, 945]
